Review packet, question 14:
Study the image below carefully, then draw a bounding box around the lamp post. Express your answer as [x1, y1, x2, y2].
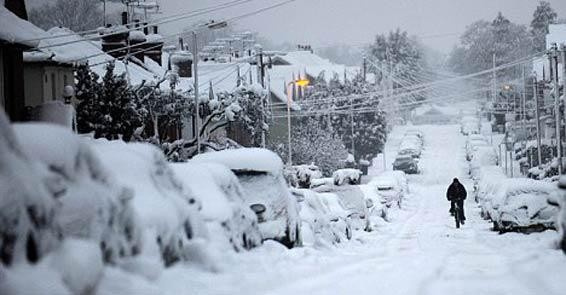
[286, 78, 309, 165]
[192, 20, 227, 154]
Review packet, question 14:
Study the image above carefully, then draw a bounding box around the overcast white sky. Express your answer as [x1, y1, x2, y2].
[156, 0, 566, 53]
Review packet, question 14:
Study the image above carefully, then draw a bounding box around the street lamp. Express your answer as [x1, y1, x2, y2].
[286, 78, 309, 165]
[192, 20, 228, 154]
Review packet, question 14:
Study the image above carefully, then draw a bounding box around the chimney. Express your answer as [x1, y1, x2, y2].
[121, 11, 128, 26]
[153, 26, 158, 34]
[5, 0, 28, 20]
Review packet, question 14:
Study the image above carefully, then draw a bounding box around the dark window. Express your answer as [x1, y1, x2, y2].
[51, 73, 56, 100]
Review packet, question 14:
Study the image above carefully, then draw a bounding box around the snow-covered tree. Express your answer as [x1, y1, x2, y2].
[75, 62, 144, 141]
[162, 84, 270, 161]
[448, 13, 531, 82]
[531, 1, 558, 53]
[368, 28, 425, 88]
[299, 73, 388, 163]
[269, 117, 348, 176]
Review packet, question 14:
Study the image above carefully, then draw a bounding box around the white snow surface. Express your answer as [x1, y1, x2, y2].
[193, 148, 284, 174]
[151, 124, 566, 295]
[0, 6, 47, 47]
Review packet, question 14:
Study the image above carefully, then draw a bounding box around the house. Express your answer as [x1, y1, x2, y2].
[266, 48, 362, 142]
[23, 50, 75, 108]
[0, 0, 48, 121]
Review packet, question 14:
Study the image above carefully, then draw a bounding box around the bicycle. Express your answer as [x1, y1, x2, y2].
[453, 201, 462, 228]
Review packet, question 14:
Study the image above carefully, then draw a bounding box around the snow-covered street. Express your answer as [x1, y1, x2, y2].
[157, 125, 566, 295]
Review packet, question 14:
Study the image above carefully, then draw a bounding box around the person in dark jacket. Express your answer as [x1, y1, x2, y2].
[446, 178, 467, 223]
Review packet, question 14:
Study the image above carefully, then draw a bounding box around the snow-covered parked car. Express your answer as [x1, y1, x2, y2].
[332, 169, 363, 186]
[485, 179, 560, 233]
[193, 148, 302, 248]
[469, 146, 499, 179]
[465, 136, 490, 161]
[393, 155, 419, 174]
[13, 123, 143, 264]
[291, 189, 352, 245]
[0, 112, 60, 266]
[312, 184, 371, 232]
[371, 175, 403, 209]
[92, 141, 205, 266]
[461, 116, 480, 135]
[171, 162, 262, 251]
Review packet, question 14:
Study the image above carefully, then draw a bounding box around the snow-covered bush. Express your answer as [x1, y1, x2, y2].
[170, 162, 262, 252]
[333, 169, 363, 186]
[0, 110, 60, 266]
[293, 164, 323, 188]
[13, 123, 143, 264]
[91, 141, 206, 266]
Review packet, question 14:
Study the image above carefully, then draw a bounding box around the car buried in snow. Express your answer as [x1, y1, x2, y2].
[312, 183, 371, 232]
[393, 155, 419, 174]
[193, 148, 302, 248]
[290, 188, 352, 245]
[171, 162, 262, 251]
[487, 179, 561, 233]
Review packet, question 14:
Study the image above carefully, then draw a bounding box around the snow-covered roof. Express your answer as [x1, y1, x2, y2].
[23, 27, 156, 85]
[268, 50, 360, 106]
[0, 6, 48, 47]
[192, 148, 284, 174]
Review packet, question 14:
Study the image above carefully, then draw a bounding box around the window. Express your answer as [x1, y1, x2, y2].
[51, 73, 56, 100]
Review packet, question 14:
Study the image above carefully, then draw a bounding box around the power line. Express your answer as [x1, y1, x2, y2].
[86, 0, 297, 68]
[32, 0, 260, 50]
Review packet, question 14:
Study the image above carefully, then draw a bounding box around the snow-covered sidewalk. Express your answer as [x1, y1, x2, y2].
[157, 125, 566, 295]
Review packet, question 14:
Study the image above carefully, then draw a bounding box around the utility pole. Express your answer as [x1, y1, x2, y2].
[492, 53, 497, 113]
[522, 65, 527, 161]
[533, 75, 543, 166]
[286, 82, 294, 166]
[551, 44, 562, 174]
[350, 96, 355, 161]
[362, 56, 367, 81]
[192, 31, 201, 154]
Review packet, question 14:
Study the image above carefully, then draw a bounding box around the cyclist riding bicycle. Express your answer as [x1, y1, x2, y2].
[446, 178, 467, 225]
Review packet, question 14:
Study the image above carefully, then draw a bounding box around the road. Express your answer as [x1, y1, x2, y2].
[160, 125, 566, 295]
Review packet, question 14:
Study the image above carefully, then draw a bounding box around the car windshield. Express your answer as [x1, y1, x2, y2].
[233, 170, 285, 203]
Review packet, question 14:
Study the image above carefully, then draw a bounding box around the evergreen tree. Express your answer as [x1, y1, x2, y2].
[75, 62, 144, 141]
[531, 1, 557, 53]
